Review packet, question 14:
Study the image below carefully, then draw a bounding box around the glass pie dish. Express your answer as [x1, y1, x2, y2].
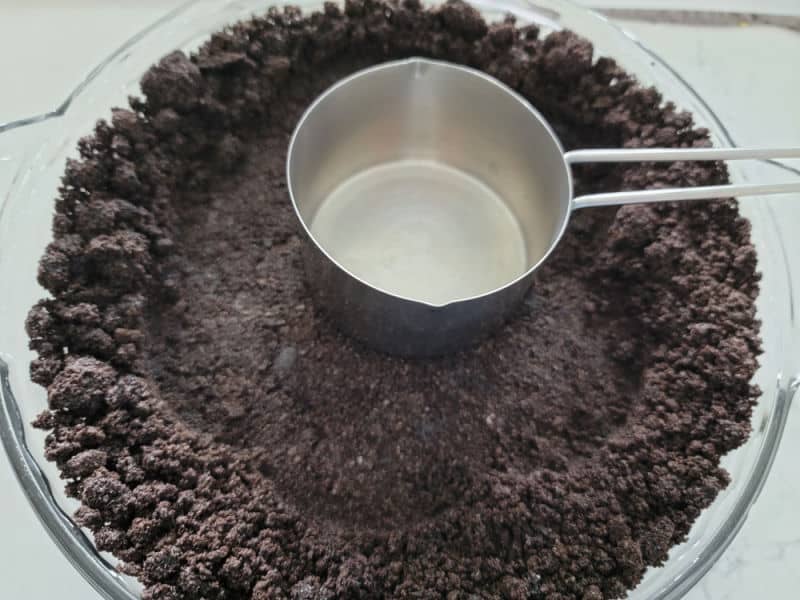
[0, 1, 797, 599]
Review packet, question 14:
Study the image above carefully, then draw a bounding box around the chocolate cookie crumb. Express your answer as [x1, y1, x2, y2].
[29, 2, 760, 599]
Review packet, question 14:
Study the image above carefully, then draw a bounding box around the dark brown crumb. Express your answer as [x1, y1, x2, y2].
[28, 2, 760, 599]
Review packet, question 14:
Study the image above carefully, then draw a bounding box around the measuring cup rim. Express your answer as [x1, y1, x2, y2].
[286, 57, 575, 310]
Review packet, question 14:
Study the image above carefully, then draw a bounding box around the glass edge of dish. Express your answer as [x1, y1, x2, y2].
[0, 358, 137, 600]
[595, 8, 799, 599]
[0, 0, 197, 135]
[0, 2, 796, 600]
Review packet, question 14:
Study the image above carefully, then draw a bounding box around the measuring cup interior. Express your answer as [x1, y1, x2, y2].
[287, 58, 572, 306]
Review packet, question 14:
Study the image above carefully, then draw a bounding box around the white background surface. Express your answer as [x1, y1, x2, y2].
[1, 2, 798, 599]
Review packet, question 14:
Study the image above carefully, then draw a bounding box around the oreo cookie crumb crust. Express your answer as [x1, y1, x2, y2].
[27, 2, 760, 599]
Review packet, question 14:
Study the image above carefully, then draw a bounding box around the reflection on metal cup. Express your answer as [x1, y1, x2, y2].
[287, 58, 570, 356]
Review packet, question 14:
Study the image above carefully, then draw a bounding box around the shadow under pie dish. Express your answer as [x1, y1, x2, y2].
[0, 1, 797, 599]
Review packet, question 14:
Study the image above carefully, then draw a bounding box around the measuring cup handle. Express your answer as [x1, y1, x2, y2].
[564, 147, 800, 210]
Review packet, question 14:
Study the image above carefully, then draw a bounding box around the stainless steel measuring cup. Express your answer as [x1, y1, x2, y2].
[287, 58, 800, 357]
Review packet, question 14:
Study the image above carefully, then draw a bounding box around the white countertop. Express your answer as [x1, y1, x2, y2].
[1, 2, 798, 599]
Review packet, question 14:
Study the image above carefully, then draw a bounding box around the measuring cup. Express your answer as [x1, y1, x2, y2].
[287, 58, 800, 357]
